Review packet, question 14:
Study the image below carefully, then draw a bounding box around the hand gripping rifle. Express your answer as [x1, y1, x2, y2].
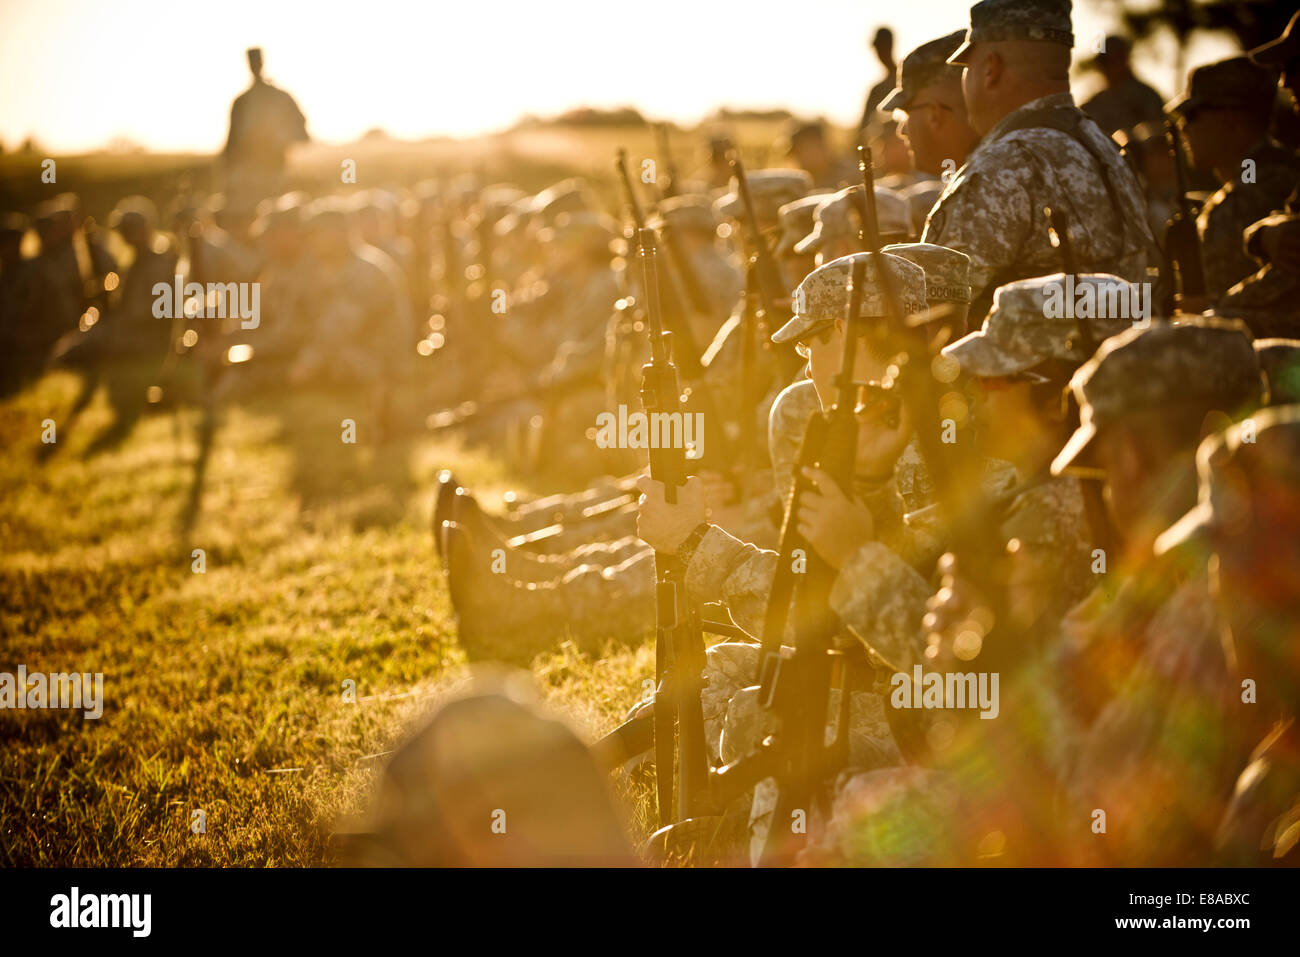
[1163, 120, 1206, 300]
[635, 227, 713, 827]
[741, 255, 867, 863]
[632, 255, 869, 864]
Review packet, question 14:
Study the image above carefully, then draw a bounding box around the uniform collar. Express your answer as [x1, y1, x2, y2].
[985, 92, 1079, 145]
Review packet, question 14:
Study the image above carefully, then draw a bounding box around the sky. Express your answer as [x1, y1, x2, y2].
[0, 0, 1242, 153]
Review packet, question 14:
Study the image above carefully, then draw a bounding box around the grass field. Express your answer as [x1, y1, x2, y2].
[0, 366, 662, 866]
[0, 123, 813, 866]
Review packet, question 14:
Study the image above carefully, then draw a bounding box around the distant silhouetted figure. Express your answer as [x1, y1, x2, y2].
[1080, 35, 1165, 139]
[223, 48, 308, 208]
[859, 27, 898, 145]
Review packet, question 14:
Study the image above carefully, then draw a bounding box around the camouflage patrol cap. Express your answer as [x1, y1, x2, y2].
[775, 195, 825, 256]
[303, 196, 353, 231]
[882, 243, 972, 302]
[251, 191, 307, 237]
[714, 169, 813, 223]
[34, 194, 77, 225]
[880, 31, 967, 113]
[1051, 318, 1263, 476]
[0, 212, 29, 238]
[772, 252, 926, 344]
[794, 185, 911, 255]
[942, 273, 1135, 377]
[536, 211, 619, 253]
[367, 677, 635, 866]
[1154, 404, 1300, 556]
[1249, 10, 1300, 68]
[1166, 56, 1276, 119]
[1254, 338, 1300, 405]
[949, 0, 1074, 65]
[531, 178, 595, 226]
[649, 195, 719, 235]
[108, 195, 158, 232]
[493, 196, 536, 238]
[479, 184, 526, 213]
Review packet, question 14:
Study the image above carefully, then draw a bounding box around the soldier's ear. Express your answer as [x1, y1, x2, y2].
[984, 50, 1006, 88]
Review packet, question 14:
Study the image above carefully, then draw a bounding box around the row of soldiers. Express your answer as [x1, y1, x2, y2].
[416, 1, 1300, 867]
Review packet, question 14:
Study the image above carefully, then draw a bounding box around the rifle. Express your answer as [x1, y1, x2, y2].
[1045, 206, 1097, 356]
[635, 255, 869, 864]
[725, 148, 799, 487]
[1163, 120, 1206, 300]
[726, 147, 793, 337]
[616, 149, 706, 379]
[655, 123, 682, 199]
[634, 227, 712, 827]
[743, 254, 867, 863]
[616, 148, 738, 483]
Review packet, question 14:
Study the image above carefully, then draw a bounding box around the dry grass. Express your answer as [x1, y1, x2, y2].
[0, 368, 658, 865]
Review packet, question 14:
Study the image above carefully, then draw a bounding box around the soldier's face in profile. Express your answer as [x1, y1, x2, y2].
[898, 105, 939, 175]
[1178, 112, 1212, 172]
[959, 50, 990, 134]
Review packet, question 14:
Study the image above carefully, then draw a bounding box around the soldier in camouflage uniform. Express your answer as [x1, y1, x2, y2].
[880, 31, 982, 186]
[440, 255, 923, 662]
[823, 274, 1134, 679]
[1078, 35, 1166, 140]
[823, 278, 1190, 865]
[51, 197, 179, 454]
[1043, 321, 1264, 865]
[783, 119, 859, 191]
[288, 200, 411, 392]
[794, 184, 912, 266]
[1169, 56, 1300, 305]
[1148, 408, 1300, 866]
[222, 48, 308, 209]
[921, 0, 1160, 327]
[1201, 29, 1300, 338]
[649, 195, 743, 326]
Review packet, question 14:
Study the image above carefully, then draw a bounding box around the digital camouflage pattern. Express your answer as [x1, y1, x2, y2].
[1052, 319, 1262, 475]
[878, 31, 967, 113]
[948, 0, 1074, 64]
[772, 252, 926, 344]
[921, 92, 1159, 321]
[795, 185, 913, 256]
[1197, 139, 1300, 300]
[881, 242, 972, 304]
[714, 169, 813, 224]
[941, 273, 1138, 377]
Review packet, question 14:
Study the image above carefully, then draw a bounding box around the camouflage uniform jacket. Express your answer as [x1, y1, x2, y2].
[1063, 568, 1242, 865]
[922, 92, 1158, 323]
[681, 476, 918, 641]
[767, 378, 822, 511]
[1199, 138, 1300, 301]
[828, 471, 1092, 672]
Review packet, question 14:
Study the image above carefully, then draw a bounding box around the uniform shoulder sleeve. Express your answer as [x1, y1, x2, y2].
[922, 141, 1037, 301]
